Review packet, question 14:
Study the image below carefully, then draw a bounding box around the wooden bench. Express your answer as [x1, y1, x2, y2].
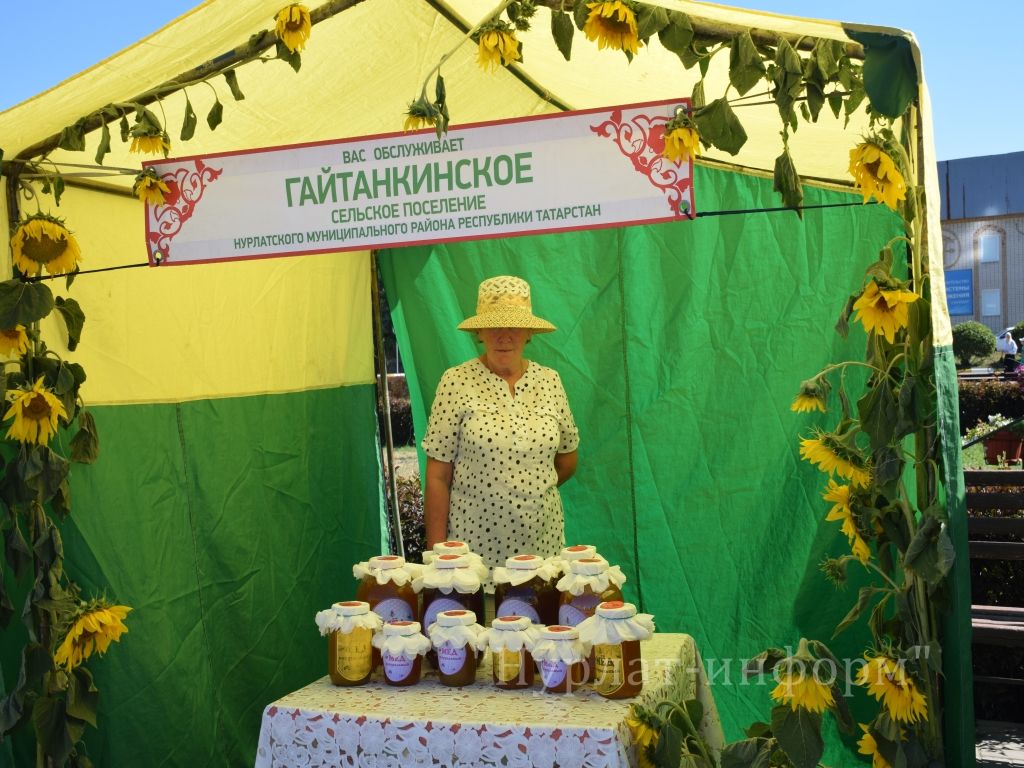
[965, 469, 1024, 657]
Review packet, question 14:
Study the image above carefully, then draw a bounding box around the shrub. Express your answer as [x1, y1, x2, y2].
[1014, 320, 1024, 348]
[396, 476, 425, 564]
[953, 321, 996, 367]
[958, 380, 1024, 435]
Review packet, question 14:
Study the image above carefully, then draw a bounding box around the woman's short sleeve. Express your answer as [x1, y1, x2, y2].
[553, 372, 580, 454]
[421, 369, 460, 462]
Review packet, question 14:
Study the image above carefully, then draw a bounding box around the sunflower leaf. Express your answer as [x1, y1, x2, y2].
[904, 516, 954, 585]
[119, 115, 130, 143]
[770, 705, 823, 768]
[0, 574, 12, 630]
[4, 518, 31, 581]
[691, 79, 706, 109]
[654, 722, 683, 768]
[659, 11, 694, 56]
[773, 145, 803, 216]
[572, 0, 589, 31]
[57, 119, 87, 153]
[207, 99, 224, 132]
[32, 694, 76, 766]
[66, 667, 98, 727]
[857, 381, 897, 451]
[0, 281, 54, 327]
[728, 31, 766, 95]
[551, 10, 574, 61]
[70, 411, 100, 465]
[275, 40, 302, 72]
[833, 586, 881, 638]
[52, 175, 65, 207]
[54, 297, 85, 352]
[65, 270, 79, 291]
[181, 95, 198, 141]
[224, 70, 245, 101]
[95, 122, 111, 166]
[722, 737, 772, 768]
[635, 5, 669, 41]
[693, 98, 747, 155]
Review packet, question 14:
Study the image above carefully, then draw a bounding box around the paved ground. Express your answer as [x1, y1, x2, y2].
[978, 721, 1024, 766]
[383, 446, 419, 480]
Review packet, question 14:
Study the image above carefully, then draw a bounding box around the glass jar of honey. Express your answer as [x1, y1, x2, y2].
[422, 540, 490, 581]
[577, 601, 655, 699]
[493, 554, 559, 626]
[353, 555, 420, 623]
[551, 544, 598, 577]
[530, 625, 586, 694]
[314, 601, 382, 686]
[477, 615, 539, 690]
[555, 556, 625, 627]
[426, 609, 484, 687]
[415, 554, 486, 630]
[372, 620, 431, 687]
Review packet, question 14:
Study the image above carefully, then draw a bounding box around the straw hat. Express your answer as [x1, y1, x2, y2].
[457, 276, 556, 333]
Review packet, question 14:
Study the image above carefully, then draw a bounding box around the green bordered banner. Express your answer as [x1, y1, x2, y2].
[143, 98, 695, 266]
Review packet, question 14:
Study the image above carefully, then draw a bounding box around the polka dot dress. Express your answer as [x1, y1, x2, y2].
[422, 358, 580, 574]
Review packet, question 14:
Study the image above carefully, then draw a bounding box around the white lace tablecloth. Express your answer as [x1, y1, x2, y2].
[255, 633, 723, 768]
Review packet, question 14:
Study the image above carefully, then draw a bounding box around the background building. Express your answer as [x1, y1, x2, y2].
[941, 152, 1024, 333]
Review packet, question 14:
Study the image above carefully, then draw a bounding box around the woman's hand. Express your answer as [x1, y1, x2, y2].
[555, 450, 578, 486]
[424, 457, 454, 548]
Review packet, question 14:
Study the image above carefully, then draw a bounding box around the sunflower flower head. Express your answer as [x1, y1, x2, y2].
[583, 0, 641, 55]
[823, 479, 872, 562]
[857, 724, 893, 768]
[662, 111, 700, 164]
[10, 213, 82, 276]
[275, 4, 312, 53]
[820, 557, 849, 589]
[770, 659, 835, 714]
[129, 132, 171, 158]
[852, 279, 919, 344]
[849, 140, 907, 210]
[403, 97, 440, 132]
[54, 601, 132, 671]
[0, 325, 30, 359]
[133, 169, 171, 206]
[625, 706, 659, 768]
[800, 428, 871, 488]
[791, 376, 830, 413]
[475, 21, 521, 72]
[4, 377, 68, 446]
[856, 653, 928, 723]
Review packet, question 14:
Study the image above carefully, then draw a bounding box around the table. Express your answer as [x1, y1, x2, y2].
[255, 633, 724, 768]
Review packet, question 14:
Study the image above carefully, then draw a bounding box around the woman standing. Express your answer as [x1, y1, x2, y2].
[422, 276, 579, 576]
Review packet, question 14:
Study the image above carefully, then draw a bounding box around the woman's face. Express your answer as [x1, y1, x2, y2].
[478, 327, 533, 363]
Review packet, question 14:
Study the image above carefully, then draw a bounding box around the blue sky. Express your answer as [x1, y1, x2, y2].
[0, 1, 1014, 161]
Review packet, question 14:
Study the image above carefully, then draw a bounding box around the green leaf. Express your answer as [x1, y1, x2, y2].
[772, 39, 803, 129]
[32, 695, 76, 766]
[743, 647, 788, 677]
[893, 374, 918, 440]
[635, 5, 669, 41]
[57, 119, 86, 152]
[0, 280, 55, 326]
[684, 698, 704, 728]
[20, 447, 70, 507]
[728, 31, 766, 95]
[551, 11, 574, 61]
[70, 411, 100, 465]
[691, 79, 706, 110]
[94, 122, 111, 166]
[834, 586, 881, 638]
[0, 642, 51, 732]
[67, 668, 99, 728]
[835, 294, 856, 339]
[54, 296, 85, 351]
[435, 73, 446, 106]
[224, 70, 245, 101]
[66, 270, 79, 291]
[693, 98, 747, 155]
[0, 571, 12, 628]
[181, 95, 198, 141]
[659, 11, 694, 55]
[903, 516, 955, 584]
[5, 518, 32, 580]
[857, 382, 897, 451]
[805, 82, 825, 122]
[843, 28, 917, 118]
[827, 92, 843, 119]
[744, 722, 772, 739]
[872, 445, 902, 496]
[119, 115, 130, 143]
[722, 738, 771, 768]
[773, 145, 803, 216]
[275, 40, 302, 72]
[814, 39, 843, 80]
[654, 721, 684, 768]
[770, 705, 823, 768]
[206, 99, 223, 132]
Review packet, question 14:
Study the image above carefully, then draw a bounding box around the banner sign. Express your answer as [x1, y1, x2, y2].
[944, 268, 973, 316]
[144, 98, 695, 266]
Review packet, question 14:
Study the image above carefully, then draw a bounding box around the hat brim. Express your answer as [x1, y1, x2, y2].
[457, 307, 555, 332]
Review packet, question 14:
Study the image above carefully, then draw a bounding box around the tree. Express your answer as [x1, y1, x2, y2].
[952, 321, 996, 367]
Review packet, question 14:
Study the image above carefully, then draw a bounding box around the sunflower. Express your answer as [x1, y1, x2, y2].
[791, 376, 829, 413]
[799, 430, 871, 488]
[583, 0, 641, 55]
[663, 125, 700, 165]
[129, 133, 171, 157]
[823, 480, 856, 538]
[54, 603, 132, 671]
[10, 214, 82, 276]
[857, 725, 893, 768]
[4, 377, 68, 446]
[625, 712, 659, 768]
[852, 280, 919, 344]
[856, 653, 928, 723]
[275, 3, 312, 53]
[770, 667, 835, 714]
[849, 141, 907, 210]
[477, 25, 521, 71]
[0, 325, 29, 359]
[133, 169, 171, 206]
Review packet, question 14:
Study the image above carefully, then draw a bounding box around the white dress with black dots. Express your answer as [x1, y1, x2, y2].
[422, 358, 580, 576]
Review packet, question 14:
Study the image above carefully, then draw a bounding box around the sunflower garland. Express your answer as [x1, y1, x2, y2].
[10, 213, 82, 276]
[54, 602, 132, 671]
[275, 4, 312, 54]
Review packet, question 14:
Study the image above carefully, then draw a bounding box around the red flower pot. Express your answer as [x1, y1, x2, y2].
[984, 432, 1024, 464]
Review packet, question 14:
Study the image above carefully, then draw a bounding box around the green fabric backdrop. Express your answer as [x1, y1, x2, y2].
[3, 384, 384, 766]
[380, 165, 927, 764]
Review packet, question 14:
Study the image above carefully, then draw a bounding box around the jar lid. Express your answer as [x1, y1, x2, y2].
[383, 620, 422, 636]
[561, 545, 597, 560]
[434, 540, 469, 554]
[493, 615, 532, 631]
[540, 624, 579, 640]
[596, 600, 637, 619]
[368, 555, 407, 570]
[506, 554, 543, 570]
[569, 556, 609, 575]
[434, 554, 469, 570]
[437, 609, 477, 627]
[332, 600, 370, 616]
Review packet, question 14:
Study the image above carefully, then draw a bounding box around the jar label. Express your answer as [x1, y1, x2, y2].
[593, 643, 625, 696]
[336, 627, 372, 681]
[424, 596, 463, 629]
[373, 598, 413, 622]
[494, 649, 521, 683]
[438, 644, 467, 675]
[558, 593, 600, 626]
[497, 597, 540, 624]
[540, 659, 567, 688]
[382, 651, 413, 682]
